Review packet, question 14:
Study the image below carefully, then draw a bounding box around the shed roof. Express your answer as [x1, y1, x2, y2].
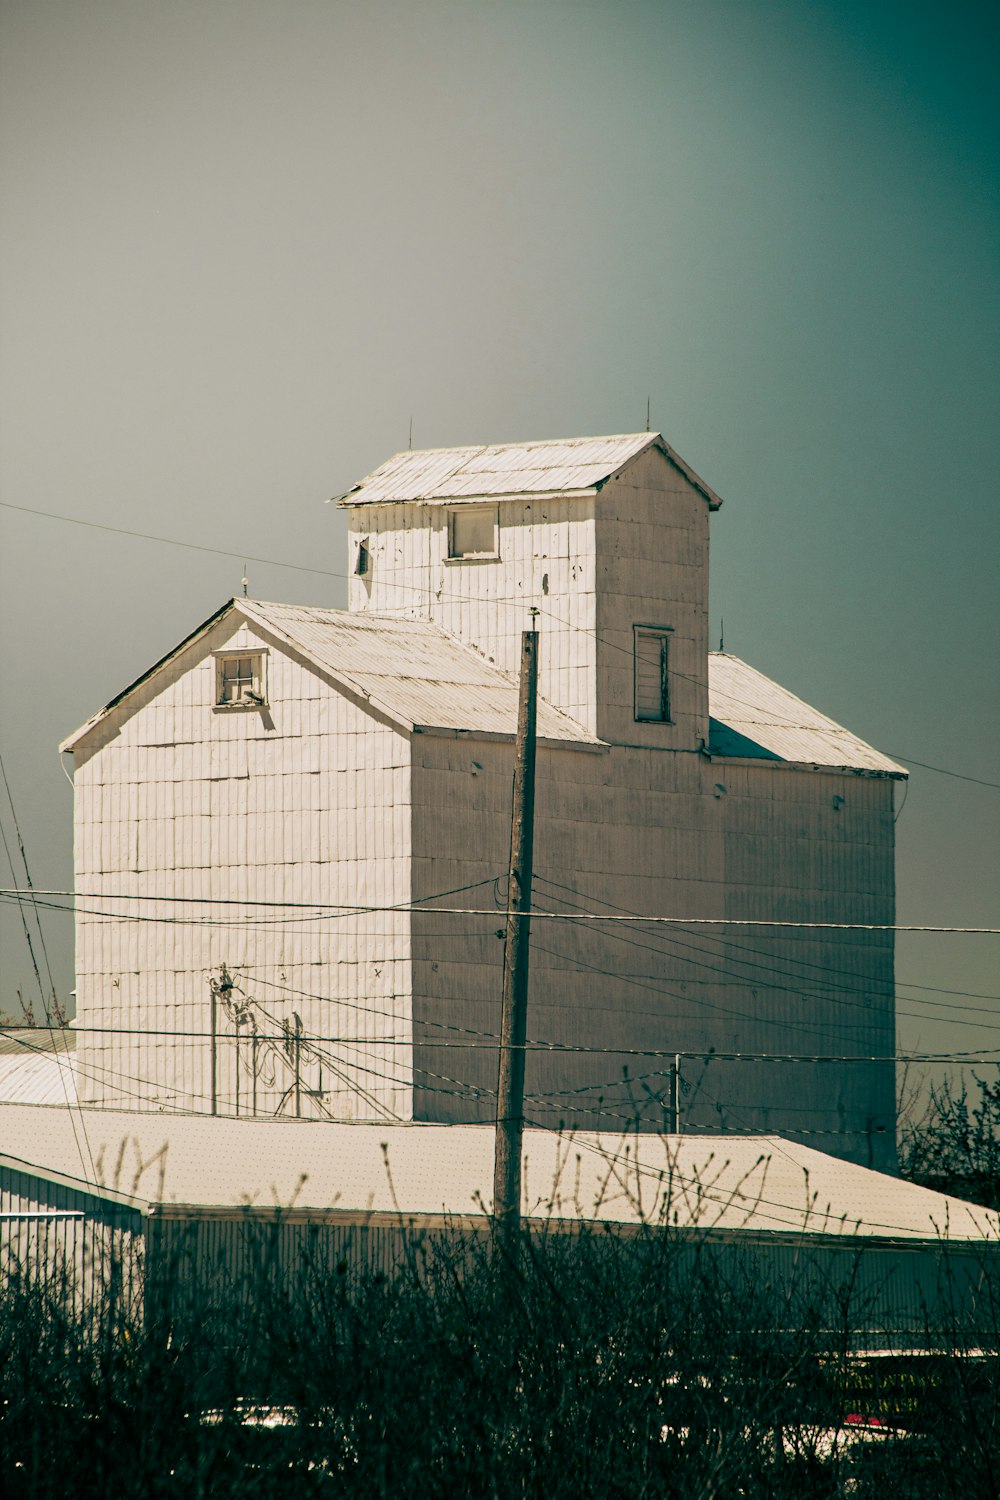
[0, 1105, 990, 1244]
[0, 1027, 77, 1058]
[336, 432, 723, 510]
[61, 600, 602, 754]
[0, 1031, 77, 1106]
[708, 654, 907, 777]
[0, 1030, 145, 1110]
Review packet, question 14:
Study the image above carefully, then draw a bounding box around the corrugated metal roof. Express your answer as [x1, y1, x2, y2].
[336, 433, 723, 510]
[0, 1027, 76, 1057]
[0, 1105, 990, 1242]
[241, 601, 600, 744]
[62, 608, 900, 769]
[62, 600, 602, 752]
[709, 654, 907, 777]
[0, 1033, 77, 1106]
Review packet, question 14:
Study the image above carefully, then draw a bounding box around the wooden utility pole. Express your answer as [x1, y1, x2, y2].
[210, 979, 217, 1116]
[494, 623, 539, 1253]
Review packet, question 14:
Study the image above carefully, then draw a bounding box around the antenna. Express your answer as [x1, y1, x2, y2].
[719, 617, 724, 652]
[242, 563, 249, 598]
[645, 396, 650, 433]
[408, 417, 413, 451]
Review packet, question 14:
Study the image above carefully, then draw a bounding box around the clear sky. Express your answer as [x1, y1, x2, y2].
[1, 0, 997, 1083]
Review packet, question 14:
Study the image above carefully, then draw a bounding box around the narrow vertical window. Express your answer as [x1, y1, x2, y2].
[634, 627, 672, 722]
[355, 537, 370, 576]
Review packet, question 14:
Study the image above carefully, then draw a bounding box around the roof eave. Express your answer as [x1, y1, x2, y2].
[413, 724, 608, 754]
[331, 432, 724, 510]
[59, 600, 239, 755]
[657, 436, 724, 510]
[335, 486, 600, 510]
[706, 751, 908, 780]
[0, 1149, 149, 1215]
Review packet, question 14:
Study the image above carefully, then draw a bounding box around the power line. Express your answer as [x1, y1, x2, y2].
[9, 883, 996, 1031]
[17, 1019, 997, 1064]
[3, 1029, 979, 1153]
[6, 495, 995, 791]
[531, 873, 1000, 1025]
[0, 499, 344, 581]
[1, 890, 996, 933]
[885, 755, 1000, 791]
[0, 756, 97, 1187]
[7, 880, 995, 1021]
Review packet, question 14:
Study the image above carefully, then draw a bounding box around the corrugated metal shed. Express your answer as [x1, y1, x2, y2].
[61, 599, 602, 754]
[708, 654, 907, 776]
[336, 433, 723, 510]
[0, 1105, 990, 1244]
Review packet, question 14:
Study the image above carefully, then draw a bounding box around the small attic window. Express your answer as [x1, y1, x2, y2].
[447, 505, 498, 559]
[634, 627, 672, 723]
[355, 537, 370, 576]
[215, 651, 267, 709]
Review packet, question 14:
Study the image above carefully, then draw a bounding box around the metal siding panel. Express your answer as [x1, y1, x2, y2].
[71, 629, 415, 1118]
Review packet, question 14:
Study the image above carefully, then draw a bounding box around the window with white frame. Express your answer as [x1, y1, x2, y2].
[447, 505, 498, 559]
[215, 651, 267, 708]
[634, 627, 672, 722]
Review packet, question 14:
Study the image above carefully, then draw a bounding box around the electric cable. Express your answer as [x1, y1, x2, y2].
[5, 495, 995, 790]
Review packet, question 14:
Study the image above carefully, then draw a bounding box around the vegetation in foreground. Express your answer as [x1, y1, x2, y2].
[2, 1079, 998, 1497]
[2, 1216, 999, 1500]
[899, 1072, 1000, 1212]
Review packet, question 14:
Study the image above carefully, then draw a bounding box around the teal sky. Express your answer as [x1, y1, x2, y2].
[1, 0, 997, 1075]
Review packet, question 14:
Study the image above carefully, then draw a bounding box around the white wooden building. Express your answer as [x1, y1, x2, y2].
[60, 434, 906, 1167]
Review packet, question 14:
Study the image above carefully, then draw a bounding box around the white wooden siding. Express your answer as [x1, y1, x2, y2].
[62, 434, 897, 1167]
[347, 495, 600, 735]
[595, 446, 711, 750]
[346, 446, 713, 752]
[72, 615, 413, 1120]
[410, 738, 897, 1169]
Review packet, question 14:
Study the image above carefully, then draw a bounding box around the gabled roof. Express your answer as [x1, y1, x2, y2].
[60, 599, 602, 753]
[241, 601, 601, 745]
[335, 432, 723, 510]
[0, 1104, 992, 1243]
[708, 654, 907, 777]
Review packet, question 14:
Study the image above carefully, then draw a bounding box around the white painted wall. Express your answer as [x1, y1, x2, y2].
[594, 447, 711, 749]
[65, 440, 895, 1168]
[71, 613, 413, 1120]
[410, 734, 897, 1170]
[345, 446, 713, 748]
[347, 494, 599, 733]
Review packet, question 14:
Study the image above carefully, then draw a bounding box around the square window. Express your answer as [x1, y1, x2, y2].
[634, 628, 672, 722]
[448, 506, 498, 559]
[215, 652, 267, 708]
